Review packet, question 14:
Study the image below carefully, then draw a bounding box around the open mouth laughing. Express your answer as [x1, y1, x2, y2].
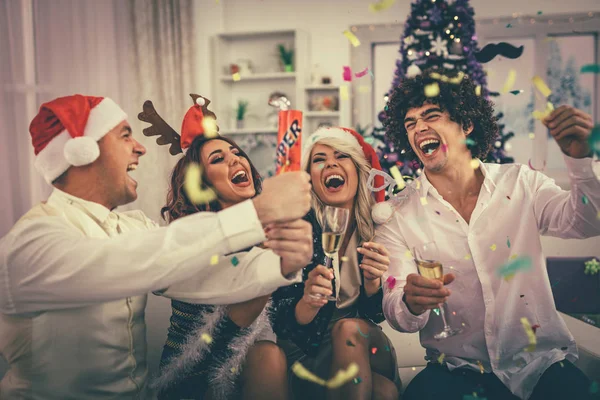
[230, 169, 251, 187]
[417, 137, 442, 157]
[323, 173, 345, 192]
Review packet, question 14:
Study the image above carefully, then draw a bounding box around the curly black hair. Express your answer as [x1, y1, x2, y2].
[383, 68, 499, 162]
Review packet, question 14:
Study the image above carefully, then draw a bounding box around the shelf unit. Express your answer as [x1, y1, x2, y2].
[211, 29, 309, 135]
[304, 85, 350, 133]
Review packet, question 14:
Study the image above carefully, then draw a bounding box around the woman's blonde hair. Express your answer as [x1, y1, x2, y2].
[305, 136, 375, 244]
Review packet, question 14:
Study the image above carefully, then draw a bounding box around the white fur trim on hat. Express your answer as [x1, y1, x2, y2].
[372, 201, 394, 225]
[34, 97, 127, 183]
[301, 127, 362, 171]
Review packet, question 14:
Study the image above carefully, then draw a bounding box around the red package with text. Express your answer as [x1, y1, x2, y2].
[275, 109, 303, 174]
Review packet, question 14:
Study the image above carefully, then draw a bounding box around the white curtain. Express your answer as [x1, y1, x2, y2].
[0, 0, 196, 382]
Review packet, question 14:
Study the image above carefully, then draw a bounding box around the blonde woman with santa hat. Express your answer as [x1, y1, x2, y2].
[0, 94, 312, 399]
[269, 127, 401, 400]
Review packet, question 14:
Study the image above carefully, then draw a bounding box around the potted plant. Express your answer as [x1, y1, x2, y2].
[278, 44, 294, 72]
[236, 100, 249, 129]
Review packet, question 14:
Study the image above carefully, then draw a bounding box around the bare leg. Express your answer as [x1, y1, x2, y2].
[240, 341, 289, 400]
[327, 319, 398, 400]
[371, 372, 399, 400]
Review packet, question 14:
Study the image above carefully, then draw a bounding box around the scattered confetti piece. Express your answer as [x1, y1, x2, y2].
[464, 254, 472, 260]
[528, 133, 535, 139]
[580, 64, 600, 74]
[520, 317, 537, 352]
[506, 23, 513, 28]
[507, 237, 511, 248]
[531, 324, 540, 334]
[441, 143, 448, 152]
[341, 256, 349, 262]
[509, 89, 524, 95]
[420, 197, 428, 206]
[368, 0, 396, 12]
[386, 275, 397, 290]
[343, 66, 353, 82]
[435, 211, 441, 215]
[318, 163, 325, 170]
[475, 85, 482, 96]
[201, 333, 213, 344]
[411, 367, 416, 371]
[497, 256, 532, 279]
[357, 325, 370, 338]
[590, 125, 600, 156]
[355, 67, 370, 78]
[464, 138, 476, 147]
[590, 381, 599, 394]
[490, 244, 497, 251]
[584, 258, 600, 275]
[424, 82, 440, 97]
[560, 362, 564, 368]
[582, 195, 589, 205]
[343, 30, 361, 47]
[184, 163, 217, 205]
[327, 362, 360, 388]
[346, 340, 355, 347]
[438, 353, 446, 364]
[231, 367, 237, 373]
[385, 345, 390, 351]
[389, 165, 406, 190]
[340, 85, 349, 101]
[292, 362, 326, 386]
[532, 75, 552, 98]
[231, 256, 239, 266]
[477, 360, 484, 374]
[210, 254, 219, 265]
[371, 347, 378, 354]
[405, 250, 413, 259]
[433, 308, 440, 316]
[501, 69, 517, 93]
[353, 377, 362, 384]
[232, 72, 241, 81]
[202, 117, 219, 138]
[470, 159, 479, 169]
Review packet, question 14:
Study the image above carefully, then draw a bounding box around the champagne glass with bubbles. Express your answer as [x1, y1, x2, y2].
[310, 206, 349, 302]
[413, 241, 462, 340]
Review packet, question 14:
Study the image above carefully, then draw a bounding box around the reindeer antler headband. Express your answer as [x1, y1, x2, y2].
[138, 94, 218, 155]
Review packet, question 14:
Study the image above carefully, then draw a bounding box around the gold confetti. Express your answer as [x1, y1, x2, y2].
[341, 256, 349, 262]
[415, 180, 421, 190]
[230, 367, 237, 373]
[420, 197, 428, 206]
[475, 85, 482, 96]
[368, 0, 396, 13]
[201, 333, 213, 344]
[424, 82, 440, 97]
[389, 166, 406, 190]
[470, 159, 479, 169]
[477, 360, 484, 374]
[520, 317, 537, 352]
[232, 72, 241, 81]
[202, 117, 219, 138]
[510, 254, 518, 260]
[528, 133, 535, 139]
[464, 254, 472, 260]
[343, 30, 361, 47]
[532, 101, 555, 121]
[184, 163, 218, 205]
[438, 353, 446, 364]
[340, 85, 349, 101]
[405, 250, 413, 259]
[411, 367, 416, 371]
[501, 69, 517, 94]
[532, 75, 552, 98]
[490, 244, 497, 251]
[292, 361, 359, 388]
[210, 254, 219, 265]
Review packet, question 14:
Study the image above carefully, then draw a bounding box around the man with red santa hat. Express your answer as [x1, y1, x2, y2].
[0, 94, 313, 399]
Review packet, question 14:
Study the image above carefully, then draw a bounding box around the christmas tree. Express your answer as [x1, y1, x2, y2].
[367, 0, 514, 177]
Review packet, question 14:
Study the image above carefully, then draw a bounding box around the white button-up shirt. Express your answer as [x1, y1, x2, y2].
[0, 188, 298, 399]
[377, 156, 600, 399]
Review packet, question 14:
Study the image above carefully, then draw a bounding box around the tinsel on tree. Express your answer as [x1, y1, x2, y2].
[365, 0, 514, 178]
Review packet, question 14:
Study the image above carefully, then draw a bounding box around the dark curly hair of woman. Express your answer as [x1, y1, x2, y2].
[161, 135, 262, 223]
[383, 68, 499, 162]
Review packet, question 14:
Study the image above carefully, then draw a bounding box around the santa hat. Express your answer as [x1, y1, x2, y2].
[30, 94, 127, 184]
[302, 127, 393, 223]
[180, 97, 209, 151]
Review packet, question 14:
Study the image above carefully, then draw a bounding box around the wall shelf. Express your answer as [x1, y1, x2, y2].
[305, 111, 340, 117]
[219, 128, 278, 135]
[220, 72, 297, 82]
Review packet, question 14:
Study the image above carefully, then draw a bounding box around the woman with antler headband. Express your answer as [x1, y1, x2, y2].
[142, 95, 312, 400]
[269, 127, 401, 400]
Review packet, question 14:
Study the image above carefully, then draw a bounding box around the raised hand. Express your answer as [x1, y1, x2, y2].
[253, 171, 312, 225]
[543, 105, 593, 159]
[264, 219, 313, 277]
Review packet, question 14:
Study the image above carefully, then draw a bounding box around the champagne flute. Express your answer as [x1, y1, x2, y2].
[413, 241, 462, 340]
[310, 206, 349, 301]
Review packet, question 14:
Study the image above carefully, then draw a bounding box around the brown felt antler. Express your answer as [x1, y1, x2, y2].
[138, 94, 218, 156]
[138, 100, 183, 156]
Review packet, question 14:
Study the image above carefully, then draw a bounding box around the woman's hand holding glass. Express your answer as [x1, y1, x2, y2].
[302, 265, 334, 309]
